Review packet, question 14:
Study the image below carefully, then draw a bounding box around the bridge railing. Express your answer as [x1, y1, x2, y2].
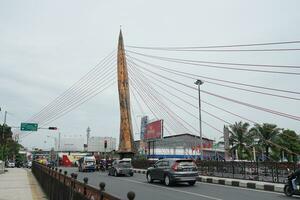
[132, 159, 296, 183]
[32, 161, 135, 200]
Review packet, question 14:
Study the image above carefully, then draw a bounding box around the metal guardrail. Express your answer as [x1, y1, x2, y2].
[132, 159, 297, 183]
[0, 160, 4, 174]
[32, 161, 135, 200]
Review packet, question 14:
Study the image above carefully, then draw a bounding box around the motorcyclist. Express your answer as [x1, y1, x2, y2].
[292, 168, 300, 191]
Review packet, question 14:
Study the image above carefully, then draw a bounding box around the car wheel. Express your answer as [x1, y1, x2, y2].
[188, 181, 196, 186]
[129, 172, 134, 177]
[147, 173, 153, 183]
[114, 170, 118, 177]
[164, 175, 173, 186]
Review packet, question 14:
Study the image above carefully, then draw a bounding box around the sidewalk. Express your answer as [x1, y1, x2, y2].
[0, 168, 47, 200]
[133, 168, 285, 193]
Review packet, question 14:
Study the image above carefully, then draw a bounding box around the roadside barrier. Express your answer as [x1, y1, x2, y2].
[32, 161, 135, 200]
[132, 159, 296, 183]
[0, 160, 4, 174]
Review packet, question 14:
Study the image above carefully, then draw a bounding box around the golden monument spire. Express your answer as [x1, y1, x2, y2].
[117, 30, 135, 158]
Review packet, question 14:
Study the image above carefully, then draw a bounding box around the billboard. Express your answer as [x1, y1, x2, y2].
[144, 119, 163, 140]
[140, 116, 148, 140]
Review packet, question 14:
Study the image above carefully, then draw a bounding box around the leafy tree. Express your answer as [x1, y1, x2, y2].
[0, 124, 20, 161]
[250, 123, 281, 161]
[229, 121, 253, 160]
[276, 129, 300, 162]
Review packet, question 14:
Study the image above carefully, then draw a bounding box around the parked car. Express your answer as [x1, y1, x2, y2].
[78, 156, 96, 172]
[146, 158, 198, 186]
[108, 159, 134, 176]
[27, 161, 32, 168]
[6, 160, 15, 168]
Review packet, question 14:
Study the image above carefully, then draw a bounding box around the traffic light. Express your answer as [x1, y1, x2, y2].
[104, 140, 107, 149]
[48, 127, 58, 130]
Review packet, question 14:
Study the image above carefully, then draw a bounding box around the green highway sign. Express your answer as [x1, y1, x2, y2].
[20, 123, 38, 131]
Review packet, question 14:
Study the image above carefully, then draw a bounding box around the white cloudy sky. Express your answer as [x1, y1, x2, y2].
[0, 0, 299, 150]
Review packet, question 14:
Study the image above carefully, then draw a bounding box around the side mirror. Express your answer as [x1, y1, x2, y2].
[153, 164, 157, 168]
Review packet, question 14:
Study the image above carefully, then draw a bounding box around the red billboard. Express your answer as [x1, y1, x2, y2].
[144, 120, 163, 140]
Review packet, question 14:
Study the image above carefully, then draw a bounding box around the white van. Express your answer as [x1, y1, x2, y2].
[78, 156, 96, 172]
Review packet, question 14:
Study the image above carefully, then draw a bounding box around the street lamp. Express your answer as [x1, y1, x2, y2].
[194, 79, 204, 160]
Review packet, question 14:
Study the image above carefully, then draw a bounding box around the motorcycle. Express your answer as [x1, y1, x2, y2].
[284, 169, 300, 197]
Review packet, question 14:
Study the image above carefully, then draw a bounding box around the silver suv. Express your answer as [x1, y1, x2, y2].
[146, 159, 198, 186]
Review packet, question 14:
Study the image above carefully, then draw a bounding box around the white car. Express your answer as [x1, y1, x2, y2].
[7, 161, 15, 168]
[27, 161, 32, 168]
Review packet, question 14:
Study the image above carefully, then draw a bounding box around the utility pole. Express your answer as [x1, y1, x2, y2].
[86, 127, 91, 151]
[2, 111, 8, 161]
[195, 80, 204, 160]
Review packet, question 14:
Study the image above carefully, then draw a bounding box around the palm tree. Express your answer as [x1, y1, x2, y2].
[250, 123, 281, 161]
[229, 121, 253, 160]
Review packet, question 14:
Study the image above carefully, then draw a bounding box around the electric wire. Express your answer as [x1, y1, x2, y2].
[128, 66, 188, 134]
[28, 50, 116, 122]
[127, 50, 300, 76]
[128, 55, 300, 95]
[35, 61, 116, 124]
[127, 40, 300, 49]
[128, 58, 231, 125]
[32, 56, 116, 123]
[131, 61, 300, 121]
[128, 56, 300, 101]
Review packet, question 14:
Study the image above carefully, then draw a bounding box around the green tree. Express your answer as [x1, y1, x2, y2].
[0, 124, 19, 161]
[229, 121, 253, 160]
[276, 129, 300, 162]
[250, 123, 281, 161]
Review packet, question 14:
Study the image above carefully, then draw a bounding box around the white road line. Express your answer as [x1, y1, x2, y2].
[132, 173, 284, 196]
[197, 182, 282, 195]
[115, 177, 223, 200]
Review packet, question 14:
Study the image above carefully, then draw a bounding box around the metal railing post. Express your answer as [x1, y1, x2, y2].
[127, 191, 135, 200]
[83, 177, 88, 196]
[99, 182, 105, 200]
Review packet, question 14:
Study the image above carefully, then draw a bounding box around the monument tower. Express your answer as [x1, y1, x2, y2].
[117, 30, 136, 158]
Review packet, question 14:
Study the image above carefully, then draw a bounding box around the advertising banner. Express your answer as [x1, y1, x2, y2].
[144, 119, 163, 140]
[140, 116, 148, 140]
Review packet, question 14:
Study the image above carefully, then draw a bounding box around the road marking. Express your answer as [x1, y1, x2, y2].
[115, 177, 223, 200]
[197, 181, 282, 195]
[132, 173, 284, 196]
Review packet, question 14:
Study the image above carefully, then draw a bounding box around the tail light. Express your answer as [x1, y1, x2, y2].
[171, 162, 179, 171]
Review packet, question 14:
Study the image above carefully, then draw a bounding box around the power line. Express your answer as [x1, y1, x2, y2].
[28, 50, 116, 122]
[132, 62, 300, 121]
[130, 62, 224, 134]
[128, 65, 189, 134]
[128, 58, 231, 125]
[127, 50, 300, 76]
[127, 40, 300, 49]
[129, 60, 223, 135]
[128, 54, 300, 95]
[128, 56, 300, 101]
[34, 61, 116, 124]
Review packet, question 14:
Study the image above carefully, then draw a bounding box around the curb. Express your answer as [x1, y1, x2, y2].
[133, 169, 284, 193]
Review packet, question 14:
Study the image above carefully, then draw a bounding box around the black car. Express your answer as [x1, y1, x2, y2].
[146, 159, 198, 186]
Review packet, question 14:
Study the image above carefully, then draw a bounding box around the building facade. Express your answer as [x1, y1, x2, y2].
[135, 133, 224, 160]
[87, 136, 116, 153]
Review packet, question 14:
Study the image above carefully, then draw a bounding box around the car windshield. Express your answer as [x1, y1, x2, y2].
[119, 161, 131, 167]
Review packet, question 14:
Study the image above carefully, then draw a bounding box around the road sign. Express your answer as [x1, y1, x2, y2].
[20, 123, 38, 131]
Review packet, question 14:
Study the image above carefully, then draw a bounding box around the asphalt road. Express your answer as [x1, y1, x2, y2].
[61, 167, 292, 200]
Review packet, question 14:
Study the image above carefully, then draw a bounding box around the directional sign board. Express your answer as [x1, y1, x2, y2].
[20, 123, 38, 131]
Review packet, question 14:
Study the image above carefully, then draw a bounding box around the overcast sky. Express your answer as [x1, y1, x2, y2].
[0, 0, 299, 150]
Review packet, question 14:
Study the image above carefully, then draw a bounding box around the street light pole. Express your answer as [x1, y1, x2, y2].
[1, 111, 8, 161]
[195, 80, 204, 160]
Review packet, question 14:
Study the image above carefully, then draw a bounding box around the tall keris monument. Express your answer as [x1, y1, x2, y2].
[117, 30, 135, 158]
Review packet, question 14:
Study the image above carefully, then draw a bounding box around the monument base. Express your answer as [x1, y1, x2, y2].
[118, 152, 135, 159]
